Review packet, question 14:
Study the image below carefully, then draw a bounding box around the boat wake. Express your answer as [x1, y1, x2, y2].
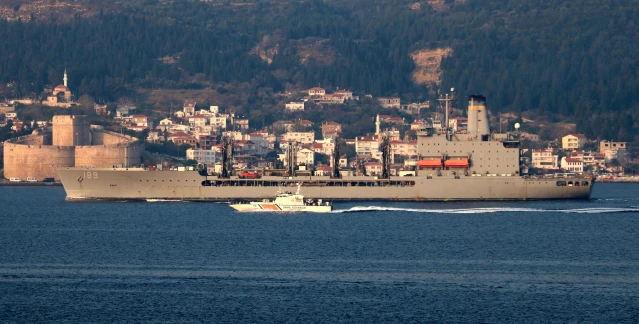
[332, 206, 639, 214]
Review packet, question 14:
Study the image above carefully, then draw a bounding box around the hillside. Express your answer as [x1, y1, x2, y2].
[0, 0, 638, 142]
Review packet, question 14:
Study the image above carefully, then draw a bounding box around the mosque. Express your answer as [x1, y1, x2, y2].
[43, 69, 76, 108]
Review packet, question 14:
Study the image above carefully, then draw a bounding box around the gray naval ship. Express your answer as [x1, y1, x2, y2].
[56, 93, 594, 201]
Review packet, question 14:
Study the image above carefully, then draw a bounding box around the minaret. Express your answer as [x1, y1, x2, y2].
[375, 114, 381, 135]
[63, 68, 68, 87]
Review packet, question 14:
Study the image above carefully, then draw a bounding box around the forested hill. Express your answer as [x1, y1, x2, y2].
[1, 0, 638, 140]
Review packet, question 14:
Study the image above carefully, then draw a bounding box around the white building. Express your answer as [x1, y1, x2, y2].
[532, 149, 559, 169]
[285, 101, 305, 112]
[210, 115, 227, 129]
[188, 114, 209, 128]
[562, 134, 586, 150]
[283, 131, 315, 144]
[278, 148, 315, 166]
[355, 137, 380, 156]
[186, 149, 218, 165]
[561, 157, 584, 172]
[307, 87, 326, 96]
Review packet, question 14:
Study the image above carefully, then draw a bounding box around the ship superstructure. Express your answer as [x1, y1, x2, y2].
[56, 91, 594, 201]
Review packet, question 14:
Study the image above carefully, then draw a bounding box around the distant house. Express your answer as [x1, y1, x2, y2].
[116, 105, 136, 118]
[234, 140, 256, 156]
[278, 148, 315, 166]
[210, 115, 227, 129]
[283, 131, 315, 144]
[364, 162, 383, 175]
[400, 102, 430, 115]
[561, 134, 586, 150]
[355, 137, 380, 155]
[378, 97, 401, 109]
[234, 119, 249, 131]
[169, 132, 197, 146]
[131, 115, 153, 129]
[599, 140, 627, 153]
[379, 115, 405, 125]
[183, 101, 197, 117]
[410, 120, 426, 131]
[532, 149, 558, 169]
[314, 165, 332, 176]
[561, 157, 584, 172]
[188, 114, 209, 128]
[311, 94, 345, 105]
[285, 101, 305, 112]
[334, 89, 354, 100]
[307, 87, 326, 96]
[187, 148, 218, 165]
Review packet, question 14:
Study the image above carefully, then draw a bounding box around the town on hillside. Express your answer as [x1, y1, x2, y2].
[0, 80, 637, 182]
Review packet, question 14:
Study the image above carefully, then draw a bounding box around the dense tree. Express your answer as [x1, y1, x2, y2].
[0, 0, 637, 141]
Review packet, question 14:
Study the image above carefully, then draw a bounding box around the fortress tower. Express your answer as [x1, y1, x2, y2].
[52, 115, 91, 146]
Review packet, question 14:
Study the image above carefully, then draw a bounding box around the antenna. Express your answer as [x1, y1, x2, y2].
[437, 88, 455, 141]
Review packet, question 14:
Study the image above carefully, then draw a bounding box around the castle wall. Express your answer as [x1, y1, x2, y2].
[92, 131, 137, 146]
[53, 115, 90, 146]
[3, 139, 75, 180]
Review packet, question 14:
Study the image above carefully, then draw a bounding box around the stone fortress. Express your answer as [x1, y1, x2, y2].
[3, 115, 143, 180]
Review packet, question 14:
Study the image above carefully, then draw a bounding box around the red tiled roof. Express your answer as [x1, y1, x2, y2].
[565, 158, 583, 163]
[170, 131, 189, 137]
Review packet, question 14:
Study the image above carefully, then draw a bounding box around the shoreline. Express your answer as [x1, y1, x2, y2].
[0, 182, 62, 186]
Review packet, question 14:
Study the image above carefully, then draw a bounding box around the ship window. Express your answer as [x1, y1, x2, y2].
[556, 181, 567, 186]
[582, 181, 589, 186]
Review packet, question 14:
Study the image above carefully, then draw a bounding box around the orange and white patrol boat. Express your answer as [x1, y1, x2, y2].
[229, 184, 332, 212]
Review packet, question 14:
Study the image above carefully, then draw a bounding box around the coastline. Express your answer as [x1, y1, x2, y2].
[0, 181, 62, 186]
[596, 177, 639, 183]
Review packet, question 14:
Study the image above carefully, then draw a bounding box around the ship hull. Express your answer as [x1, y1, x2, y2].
[56, 168, 594, 201]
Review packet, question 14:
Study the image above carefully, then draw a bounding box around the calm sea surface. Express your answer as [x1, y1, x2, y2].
[1, 183, 639, 322]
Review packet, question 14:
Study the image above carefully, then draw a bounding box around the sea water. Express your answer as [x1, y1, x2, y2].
[0, 183, 638, 322]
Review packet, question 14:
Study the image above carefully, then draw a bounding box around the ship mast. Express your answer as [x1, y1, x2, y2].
[379, 134, 391, 179]
[438, 88, 455, 141]
[331, 137, 341, 179]
[220, 135, 233, 178]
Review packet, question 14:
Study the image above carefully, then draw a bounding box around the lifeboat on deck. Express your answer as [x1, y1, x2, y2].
[444, 158, 469, 168]
[418, 159, 442, 168]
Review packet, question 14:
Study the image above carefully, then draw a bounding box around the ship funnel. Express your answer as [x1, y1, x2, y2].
[467, 95, 490, 139]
